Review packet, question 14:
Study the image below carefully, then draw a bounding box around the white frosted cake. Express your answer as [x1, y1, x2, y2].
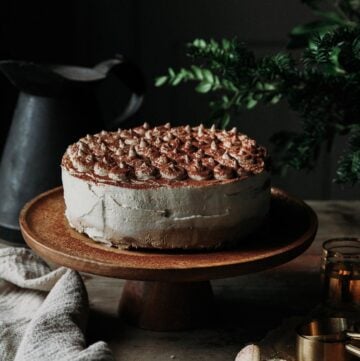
[61, 123, 270, 249]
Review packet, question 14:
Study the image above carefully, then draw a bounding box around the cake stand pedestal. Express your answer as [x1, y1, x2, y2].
[119, 280, 214, 330]
[19, 187, 317, 331]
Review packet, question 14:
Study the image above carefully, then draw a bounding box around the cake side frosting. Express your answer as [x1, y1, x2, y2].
[62, 168, 270, 249]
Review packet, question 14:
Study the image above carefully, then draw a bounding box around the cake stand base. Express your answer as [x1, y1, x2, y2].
[119, 280, 213, 331]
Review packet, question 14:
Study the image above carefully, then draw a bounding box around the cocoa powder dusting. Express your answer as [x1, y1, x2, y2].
[61, 123, 269, 189]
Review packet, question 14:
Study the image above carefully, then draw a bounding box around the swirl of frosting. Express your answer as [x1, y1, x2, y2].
[243, 138, 257, 148]
[71, 157, 93, 173]
[201, 157, 216, 168]
[107, 144, 118, 153]
[144, 130, 153, 140]
[68, 143, 87, 162]
[66, 144, 77, 157]
[204, 140, 219, 157]
[169, 137, 182, 148]
[170, 127, 181, 136]
[194, 149, 204, 159]
[91, 142, 108, 157]
[139, 138, 148, 148]
[108, 163, 130, 181]
[77, 140, 89, 152]
[242, 158, 265, 174]
[240, 138, 258, 154]
[134, 138, 149, 156]
[76, 149, 87, 161]
[177, 154, 191, 166]
[215, 130, 229, 142]
[183, 140, 196, 153]
[230, 134, 241, 146]
[216, 151, 238, 169]
[120, 129, 133, 138]
[223, 139, 233, 149]
[142, 146, 160, 159]
[133, 123, 149, 136]
[227, 148, 243, 162]
[135, 162, 157, 180]
[184, 125, 191, 133]
[187, 160, 212, 181]
[125, 157, 144, 169]
[235, 150, 256, 168]
[197, 135, 211, 146]
[114, 148, 126, 157]
[160, 143, 172, 154]
[196, 124, 205, 137]
[94, 161, 111, 177]
[167, 148, 181, 160]
[159, 163, 186, 180]
[152, 154, 170, 168]
[162, 131, 174, 142]
[127, 146, 138, 159]
[125, 137, 139, 145]
[213, 164, 235, 180]
[239, 148, 252, 156]
[82, 139, 96, 150]
[154, 137, 162, 147]
[237, 166, 252, 178]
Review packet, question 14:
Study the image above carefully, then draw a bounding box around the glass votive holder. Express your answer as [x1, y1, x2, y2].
[320, 238, 360, 313]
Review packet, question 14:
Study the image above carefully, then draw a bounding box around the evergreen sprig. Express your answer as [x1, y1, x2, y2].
[155, 0, 360, 184]
[337, 124, 360, 183]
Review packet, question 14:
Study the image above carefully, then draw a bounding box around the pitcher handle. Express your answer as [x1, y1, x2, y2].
[94, 55, 146, 128]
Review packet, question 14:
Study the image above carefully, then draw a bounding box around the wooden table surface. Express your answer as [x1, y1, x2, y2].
[79, 200, 360, 361]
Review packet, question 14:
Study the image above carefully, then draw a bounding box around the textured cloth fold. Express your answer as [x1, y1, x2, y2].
[0, 247, 114, 361]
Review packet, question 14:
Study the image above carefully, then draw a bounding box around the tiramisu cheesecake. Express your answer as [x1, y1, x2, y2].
[61, 123, 270, 249]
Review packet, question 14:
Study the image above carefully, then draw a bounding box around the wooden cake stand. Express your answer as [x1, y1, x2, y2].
[19, 187, 317, 331]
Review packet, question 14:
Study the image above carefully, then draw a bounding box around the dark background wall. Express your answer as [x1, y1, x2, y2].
[0, 0, 359, 200]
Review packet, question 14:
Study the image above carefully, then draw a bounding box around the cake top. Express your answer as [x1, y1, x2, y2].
[62, 123, 269, 188]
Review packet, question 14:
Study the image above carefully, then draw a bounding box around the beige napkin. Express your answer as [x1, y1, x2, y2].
[235, 345, 261, 361]
[0, 247, 114, 361]
[235, 344, 287, 361]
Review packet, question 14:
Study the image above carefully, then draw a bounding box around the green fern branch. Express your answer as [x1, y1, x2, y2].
[155, 2, 360, 184]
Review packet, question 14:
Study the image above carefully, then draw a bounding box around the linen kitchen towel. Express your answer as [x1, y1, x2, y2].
[0, 247, 114, 361]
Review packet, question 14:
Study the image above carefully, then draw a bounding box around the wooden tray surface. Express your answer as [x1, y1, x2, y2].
[20, 187, 318, 282]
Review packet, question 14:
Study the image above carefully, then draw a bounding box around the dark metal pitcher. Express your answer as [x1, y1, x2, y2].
[0, 56, 145, 244]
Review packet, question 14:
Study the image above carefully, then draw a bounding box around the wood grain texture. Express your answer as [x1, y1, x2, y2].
[19, 186, 317, 282]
